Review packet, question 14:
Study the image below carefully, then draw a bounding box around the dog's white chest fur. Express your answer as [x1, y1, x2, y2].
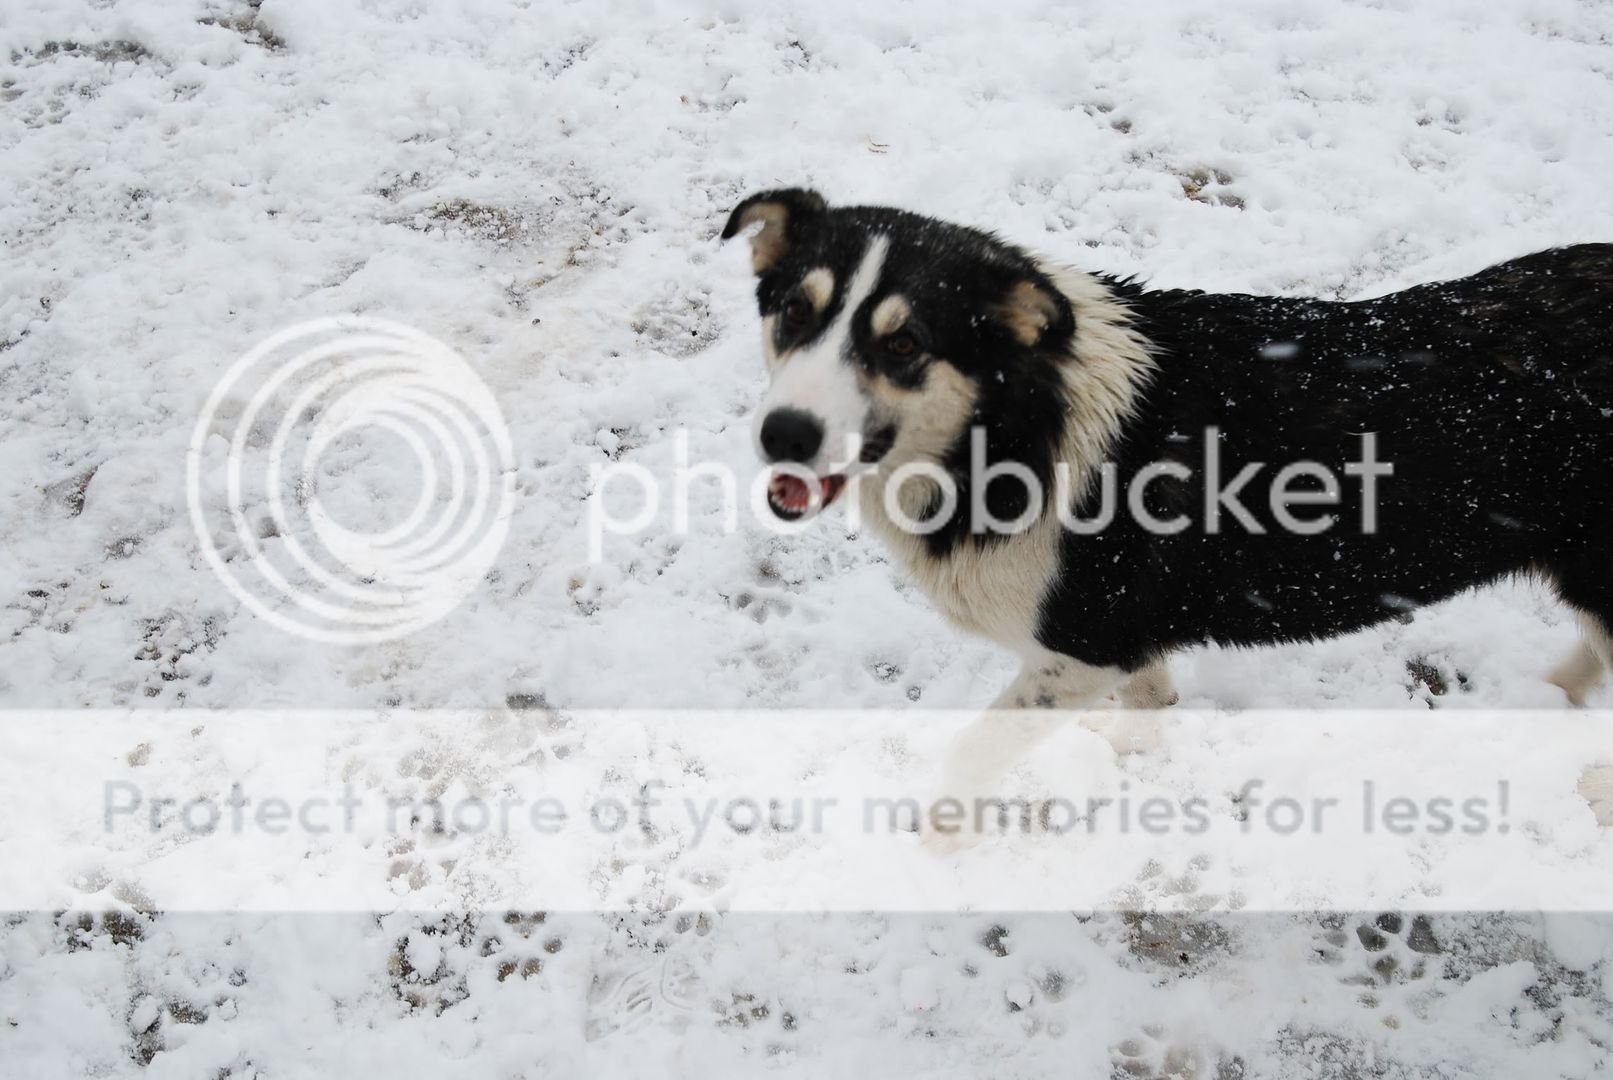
[859, 482, 1057, 653]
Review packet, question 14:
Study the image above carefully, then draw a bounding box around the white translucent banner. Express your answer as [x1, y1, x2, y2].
[1, 709, 1609, 912]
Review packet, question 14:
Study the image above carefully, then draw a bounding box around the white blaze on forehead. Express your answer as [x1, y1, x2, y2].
[755, 235, 890, 471]
[840, 234, 889, 321]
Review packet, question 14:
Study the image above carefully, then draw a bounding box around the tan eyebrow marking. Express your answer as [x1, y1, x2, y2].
[870, 294, 912, 337]
[801, 267, 834, 312]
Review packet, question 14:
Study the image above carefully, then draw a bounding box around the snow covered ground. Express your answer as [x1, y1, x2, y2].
[3, 0, 1613, 1075]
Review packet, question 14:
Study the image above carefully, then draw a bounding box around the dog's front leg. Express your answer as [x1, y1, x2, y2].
[925, 656, 1125, 851]
[1081, 658, 1178, 755]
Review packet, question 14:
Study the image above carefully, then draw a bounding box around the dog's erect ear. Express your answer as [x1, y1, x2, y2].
[989, 277, 1075, 348]
[721, 188, 827, 274]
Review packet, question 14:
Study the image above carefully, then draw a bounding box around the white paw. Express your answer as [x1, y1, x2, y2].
[1116, 687, 1181, 710]
[1579, 765, 1613, 827]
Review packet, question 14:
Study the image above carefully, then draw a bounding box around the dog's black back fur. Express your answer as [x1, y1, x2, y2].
[1043, 245, 1613, 670]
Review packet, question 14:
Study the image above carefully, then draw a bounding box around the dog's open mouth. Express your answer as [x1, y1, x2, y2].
[766, 471, 848, 521]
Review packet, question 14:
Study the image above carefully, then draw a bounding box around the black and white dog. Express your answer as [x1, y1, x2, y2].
[722, 188, 1613, 834]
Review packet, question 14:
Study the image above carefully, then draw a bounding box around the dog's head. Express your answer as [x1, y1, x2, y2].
[722, 188, 1078, 523]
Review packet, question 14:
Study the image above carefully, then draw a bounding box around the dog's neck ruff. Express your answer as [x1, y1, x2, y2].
[1037, 260, 1158, 507]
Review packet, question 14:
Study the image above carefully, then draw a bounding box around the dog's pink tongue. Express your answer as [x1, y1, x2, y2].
[773, 472, 812, 509]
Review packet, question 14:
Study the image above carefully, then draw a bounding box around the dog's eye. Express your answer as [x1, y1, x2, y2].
[782, 298, 811, 328]
[884, 331, 919, 359]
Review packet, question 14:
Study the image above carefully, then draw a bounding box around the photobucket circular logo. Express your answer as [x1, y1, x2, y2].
[186, 317, 516, 644]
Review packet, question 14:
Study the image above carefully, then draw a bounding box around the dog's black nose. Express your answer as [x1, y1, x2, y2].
[760, 408, 824, 463]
